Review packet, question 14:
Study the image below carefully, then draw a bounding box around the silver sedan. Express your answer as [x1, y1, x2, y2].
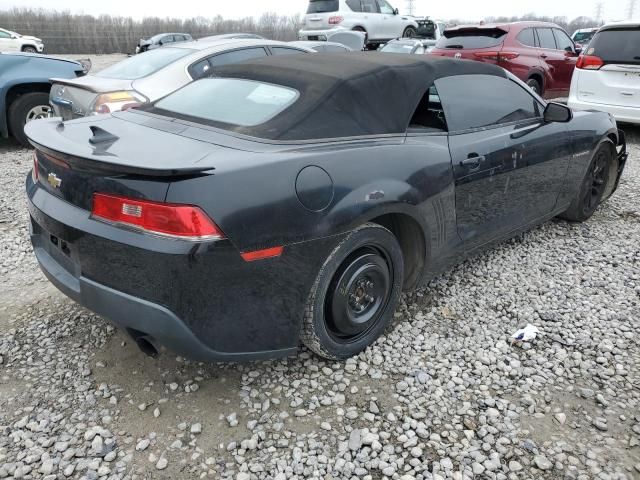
[50, 39, 313, 120]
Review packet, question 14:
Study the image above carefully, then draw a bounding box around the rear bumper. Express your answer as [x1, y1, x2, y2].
[298, 27, 348, 40]
[568, 97, 640, 125]
[27, 179, 342, 362]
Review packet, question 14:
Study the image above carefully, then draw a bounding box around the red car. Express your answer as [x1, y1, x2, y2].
[430, 22, 580, 98]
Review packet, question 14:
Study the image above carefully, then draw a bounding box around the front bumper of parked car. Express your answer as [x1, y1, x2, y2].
[35, 42, 44, 52]
[26, 175, 343, 362]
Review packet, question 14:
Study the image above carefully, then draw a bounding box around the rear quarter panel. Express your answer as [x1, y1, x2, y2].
[0, 55, 80, 137]
[165, 134, 457, 274]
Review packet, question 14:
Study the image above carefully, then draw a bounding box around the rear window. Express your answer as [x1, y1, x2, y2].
[436, 28, 506, 49]
[154, 78, 299, 127]
[96, 47, 195, 80]
[588, 28, 640, 65]
[307, 0, 339, 13]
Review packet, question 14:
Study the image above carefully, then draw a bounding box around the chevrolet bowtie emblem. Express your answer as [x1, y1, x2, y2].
[47, 172, 62, 189]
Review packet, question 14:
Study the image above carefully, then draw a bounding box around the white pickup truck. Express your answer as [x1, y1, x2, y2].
[299, 0, 418, 49]
[0, 28, 44, 53]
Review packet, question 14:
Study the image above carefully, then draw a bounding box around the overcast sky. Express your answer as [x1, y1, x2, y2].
[0, 0, 629, 22]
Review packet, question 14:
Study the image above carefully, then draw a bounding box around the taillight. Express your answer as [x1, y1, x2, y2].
[32, 151, 39, 183]
[328, 16, 344, 24]
[91, 193, 224, 241]
[576, 55, 604, 70]
[473, 51, 519, 61]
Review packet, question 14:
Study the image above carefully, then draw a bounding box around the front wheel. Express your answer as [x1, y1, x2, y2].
[7, 92, 51, 148]
[559, 144, 614, 222]
[22, 46, 37, 53]
[403, 26, 417, 38]
[301, 223, 404, 360]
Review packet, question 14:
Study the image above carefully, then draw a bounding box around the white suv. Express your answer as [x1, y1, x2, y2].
[0, 28, 44, 53]
[299, 0, 418, 48]
[568, 21, 640, 125]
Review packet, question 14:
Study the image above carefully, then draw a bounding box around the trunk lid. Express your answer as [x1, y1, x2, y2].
[431, 26, 507, 62]
[25, 111, 254, 178]
[577, 26, 640, 108]
[50, 76, 133, 120]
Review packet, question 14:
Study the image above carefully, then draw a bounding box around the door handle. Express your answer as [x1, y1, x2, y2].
[540, 53, 548, 59]
[460, 154, 485, 168]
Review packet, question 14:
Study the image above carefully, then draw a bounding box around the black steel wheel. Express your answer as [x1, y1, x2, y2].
[560, 143, 614, 222]
[301, 223, 404, 360]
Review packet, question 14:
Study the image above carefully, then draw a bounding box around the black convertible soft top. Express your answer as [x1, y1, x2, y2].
[160, 52, 508, 141]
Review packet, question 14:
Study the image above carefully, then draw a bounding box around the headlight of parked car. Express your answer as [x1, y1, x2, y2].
[91, 91, 148, 114]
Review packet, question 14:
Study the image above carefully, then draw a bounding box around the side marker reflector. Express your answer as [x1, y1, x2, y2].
[241, 246, 284, 262]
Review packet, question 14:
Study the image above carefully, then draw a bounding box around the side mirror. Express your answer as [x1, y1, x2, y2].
[544, 102, 572, 123]
[11, 34, 18, 39]
[575, 44, 583, 55]
[158, 40, 163, 46]
[394, 7, 399, 14]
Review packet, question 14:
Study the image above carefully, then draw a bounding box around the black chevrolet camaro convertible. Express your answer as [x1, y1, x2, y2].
[25, 53, 627, 361]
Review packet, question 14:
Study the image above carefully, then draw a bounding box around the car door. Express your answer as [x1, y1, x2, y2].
[188, 47, 268, 80]
[552, 28, 579, 96]
[0, 30, 17, 51]
[435, 74, 571, 248]
[534, 27, 568, 97]
[360, 0, 382, 40]
[376, 0, 400, 38]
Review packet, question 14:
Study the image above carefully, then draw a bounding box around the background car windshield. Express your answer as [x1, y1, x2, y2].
[588, 28, 640, 65]
[307, 0, 339, 13]
[381, 43, 415, 53]
[573, 31, 595, 43]
[155, 78, 299, 127]
[96, 47, 195, 79]
[436, 28, 506, 49]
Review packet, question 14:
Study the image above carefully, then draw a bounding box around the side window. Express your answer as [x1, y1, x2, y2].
[208, 47, 268, 68]
[553, 29, 573, 52]
[271, 47, 305, 55]
[536, 28, 557, 50]
[188, 58, 211, 79]
[435, 75, 541, 131]
[408, 85, 448, 132]
[377, 0, 395, 14]
[346, 0, 362, 11]
[361, 0, 380, 13]
[0, 31, 10, 39]
[516, 28, 536, 47]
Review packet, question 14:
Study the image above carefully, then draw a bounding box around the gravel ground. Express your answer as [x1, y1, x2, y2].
[1, 54, 639, 479]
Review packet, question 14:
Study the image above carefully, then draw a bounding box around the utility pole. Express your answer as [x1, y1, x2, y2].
[406, 0, 416, 16]
[628, 0, 637, 19]
[595, 2, 604, 23]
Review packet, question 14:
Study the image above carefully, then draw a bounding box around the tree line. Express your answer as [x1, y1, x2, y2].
[0, 8, 601, 54]
[0, 8, 303, 54]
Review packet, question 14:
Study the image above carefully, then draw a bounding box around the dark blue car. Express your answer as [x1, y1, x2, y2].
[0, 52, 87, 147]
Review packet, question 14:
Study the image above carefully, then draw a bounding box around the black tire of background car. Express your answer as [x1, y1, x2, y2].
[8, 92, 50, 148]
[526, 78, 543, 96]
[559, 143, 615, 222]
[301, 223, 404, 360]
[403, 26, 417, 38]
[21, 46, 37, 53]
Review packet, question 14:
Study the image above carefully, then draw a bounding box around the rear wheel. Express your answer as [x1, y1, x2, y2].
[301, 223, 404, 360]
[403, 26, 417, 38]
[8, 92, 51, 148]
[526, 78, 542, 96]
[559, 144, 613, 222]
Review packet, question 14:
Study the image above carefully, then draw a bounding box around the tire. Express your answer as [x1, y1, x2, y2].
[403, 26, 417, 38]
[301, 223, 404, 360]
[526, 78, 542, 96]
[22, 46, 37, 53]
[559, 144, 614, 222]
[7, 92, 52, 148]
